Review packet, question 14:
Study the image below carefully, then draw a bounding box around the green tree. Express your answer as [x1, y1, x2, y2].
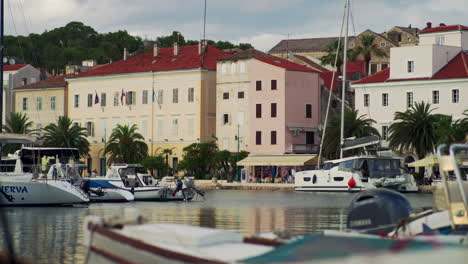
[322, 109, 380, 159]
[320, 40, 356, 72]
[177, 142, 218, 179]
[434, 114, 468, 145]
[353, 34, 387, 75]
[161, 148, 174, 167]
[141, 155, 168, 177]
[2, 112, 34, 155]
[41, 116, 90, 157]
[388, 101, 438, 159]
[104, 124, 148, 165]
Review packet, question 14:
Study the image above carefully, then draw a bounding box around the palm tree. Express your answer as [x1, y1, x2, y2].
[42, 116, 90, 157]
[435, 114, 468, 145]
[353, 35, 387, 75]
[388, 101, 438, 159]
[104, 124, 148, 165]
[322, 109, 380, 159]
[161, 148, 173, 167]
[320, 40, 356, 72]
[2, 112, 34, 155]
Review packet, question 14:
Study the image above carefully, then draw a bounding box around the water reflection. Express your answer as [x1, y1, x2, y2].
[0, 190, 433, 264]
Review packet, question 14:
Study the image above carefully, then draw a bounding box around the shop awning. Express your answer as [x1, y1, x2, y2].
[237, 154, 319, 166]
[407, 155, 438, 167]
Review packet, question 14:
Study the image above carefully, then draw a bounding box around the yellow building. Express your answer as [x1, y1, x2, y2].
[13, 76, 68, 132]
[67, 44, 228, 174]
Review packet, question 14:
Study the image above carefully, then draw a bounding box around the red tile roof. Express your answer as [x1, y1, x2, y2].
[352, 51, 468, 84]
[346, 60, 366, 76]
[15, 76, 67, 90]
[3, 64, 28, 71]
[320, 71, 339, 90]
[70, 45, 230, 78]
[420, 24, 468, 34]
[293, 55, 329, 72]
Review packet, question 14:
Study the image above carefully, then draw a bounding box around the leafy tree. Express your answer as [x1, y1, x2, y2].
[320, 40, 356, 72]
[141, 155, 168, 177]
[434, 114, 468, 145]
[353, 34, 387, 75]
[322, 109, 380, 159]
[177, 142, 218, 179]
[388, 102, 438, 159]
[2, 112, 34, 155]
[104, 124, 148, 165]
[41, 116, 90, 157]
[161, 148, 174, 167]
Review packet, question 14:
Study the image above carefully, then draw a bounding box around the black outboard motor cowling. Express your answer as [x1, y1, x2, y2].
[346, 189, 412, 235]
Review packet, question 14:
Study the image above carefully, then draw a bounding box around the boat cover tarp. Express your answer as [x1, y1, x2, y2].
[18, 147, 80, 159]
[242, 233, 462, 263]
[84, 179, 121, 189]
[342, 136, 380, 151]
[237, 155, 318, 166]
[0, 133, 36, 144]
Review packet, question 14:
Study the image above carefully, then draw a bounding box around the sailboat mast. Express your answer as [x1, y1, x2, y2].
[340, 0, 350, 159]
[0, 0, 4, 132]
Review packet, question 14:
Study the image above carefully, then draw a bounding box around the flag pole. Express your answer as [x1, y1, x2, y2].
[151, 71, 154, 155]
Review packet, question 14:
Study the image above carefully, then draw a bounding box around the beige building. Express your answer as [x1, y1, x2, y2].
[13, 76, 67, 132]
[67, 44, 228, 174]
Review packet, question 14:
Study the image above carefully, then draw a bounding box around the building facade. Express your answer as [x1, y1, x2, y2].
[67, 44, 228, 174]
[352, 23, 468, 154]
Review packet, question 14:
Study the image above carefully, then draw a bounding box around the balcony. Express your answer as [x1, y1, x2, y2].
[287, 144, 319, 154]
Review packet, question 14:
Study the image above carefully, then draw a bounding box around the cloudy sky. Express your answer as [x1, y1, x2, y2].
[4, 0, 468, 51]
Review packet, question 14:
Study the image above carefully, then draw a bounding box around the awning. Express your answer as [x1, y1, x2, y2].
[0, 133, 36, 144]
[237, 154, 318, 166]
[407, 155, 438, 167]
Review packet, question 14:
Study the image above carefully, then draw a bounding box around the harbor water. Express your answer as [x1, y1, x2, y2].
[0, 190, 433, 264]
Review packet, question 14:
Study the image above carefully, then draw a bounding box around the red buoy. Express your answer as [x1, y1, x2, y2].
[347, 177, 356, 188]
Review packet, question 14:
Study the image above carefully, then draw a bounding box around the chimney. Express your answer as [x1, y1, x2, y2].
[123, 48, 128, 60]
[439, 23, 446, 27]
[426, 22, 432, 29]
[153, 44, 159, 57]
[198, 40, 206, 55]
[173, 42, 179, 56]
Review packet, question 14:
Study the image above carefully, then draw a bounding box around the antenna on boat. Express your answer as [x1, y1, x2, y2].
[340, 0, 350, 159]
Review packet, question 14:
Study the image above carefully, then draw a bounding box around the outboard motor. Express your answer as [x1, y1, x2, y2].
[346, 189, 412, 235]
[80, 179, 91, 194]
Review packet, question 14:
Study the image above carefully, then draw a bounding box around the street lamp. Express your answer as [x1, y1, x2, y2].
[235, 112, 243, 182]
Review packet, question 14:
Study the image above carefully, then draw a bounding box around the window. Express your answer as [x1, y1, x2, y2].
[407, 92, 413, 108]
[22, 97, 28, 111]
[237, 91, 244, 99]
[237, 112, 244, 125]
[101, 93, 106, 107]
[30, 77, 36, 83]
[22, 78, 27, 85]
[221, 64, 227, 75]
[407, 61, 414, 73]
[432, 90, 439, 104]
[306, 104, 312, 118]
[370, 63, 378, 74]
[271, 131, 277, 145]
[380, 41, 386, 47]
[172, 88, 178, 103]
[158, 89, 164, 104]
[435, 36, 445, 45]
[113, 92, 119, 106]
[381, 63, 388, 70]
[36, 124, 42, 135]
[86, 122, 94, 137]
[239, 62, 246, 73]
[87, 94, 93, 107]
[452, 89, 459, 103]
[364, 94, 370, 107]
[172, 119, 178, 136]
[50, 96, 56, 110]
[382, 93, 388, 106]
[157, 119, 164, 137]
[223, 114, 229, 125]
[36, 97, 42, 111]
[256, 131, 262, 145]
[256, 81, 262, 91]
[271, 103, 277, 118]
[223, 92, 229, 100]
[142, 90, 148, 104]
[126, 91, 136, 105]
[188, 87, 194, 102]
[187, 118, 194, 136]
[231, 62, 236, 74]
[74, 95, 79, 108]
[271, 80, 277, 90]
[256, 104, 262, 118]
[382, 126, 389, 140]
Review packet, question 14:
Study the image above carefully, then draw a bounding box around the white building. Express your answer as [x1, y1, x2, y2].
[352, 23, 468, 155]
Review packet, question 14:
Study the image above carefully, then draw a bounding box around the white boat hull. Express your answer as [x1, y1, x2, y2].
[0, 180, 89, 205]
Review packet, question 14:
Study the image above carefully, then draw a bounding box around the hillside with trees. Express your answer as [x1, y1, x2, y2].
[3, 22, 253, 72]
